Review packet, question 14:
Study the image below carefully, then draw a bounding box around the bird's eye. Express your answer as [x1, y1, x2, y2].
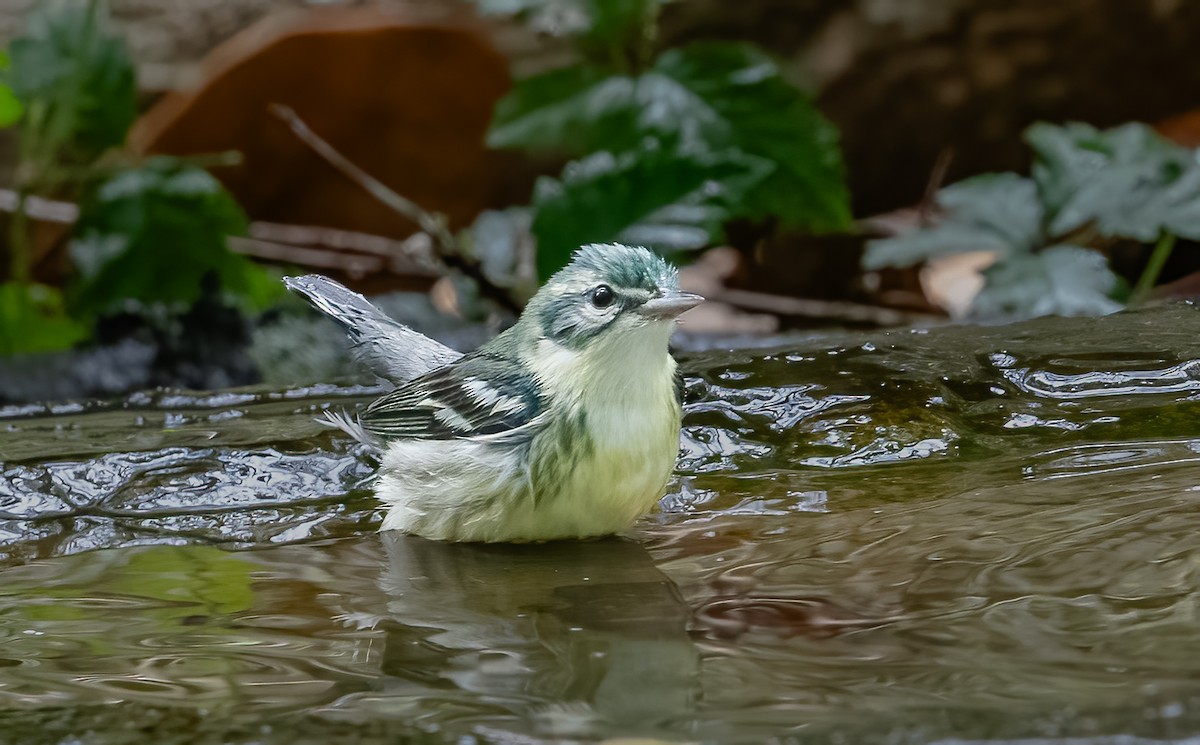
[590, 284, 615, 308]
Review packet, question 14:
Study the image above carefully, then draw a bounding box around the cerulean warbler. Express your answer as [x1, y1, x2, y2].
[286, 244, 703, 543]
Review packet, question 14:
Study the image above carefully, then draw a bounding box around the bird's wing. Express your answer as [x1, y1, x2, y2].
[359, 351, 545, 440]
[284, 274, 461, 385]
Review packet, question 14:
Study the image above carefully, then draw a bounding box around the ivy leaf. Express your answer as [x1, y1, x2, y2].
[530, 140, 768, 279]
[972, 245, 1121, 320]
[0, 281, 88, 355]
[70, 157, 277, 316]
[1028, 122, 1200, 241]
[491, 41, 850, 240]
[863, 173, 1043, 269]
[8, 0, 136, 161]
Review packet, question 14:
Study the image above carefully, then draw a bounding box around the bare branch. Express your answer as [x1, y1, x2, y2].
[713, 287, 937, 327]
[268, 104, 523, 313]
[268, 104, 455, 249]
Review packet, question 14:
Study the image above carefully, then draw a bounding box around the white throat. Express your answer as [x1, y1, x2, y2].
[532, 320, 677, 408]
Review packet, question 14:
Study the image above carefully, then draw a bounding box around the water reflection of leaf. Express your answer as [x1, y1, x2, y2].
[113, 545, 254, 617]
[2, 545, 254, 624]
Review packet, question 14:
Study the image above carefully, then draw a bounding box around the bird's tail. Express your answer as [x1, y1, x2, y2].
[283, 274, 396, 340]
[283, 274, 460, 385]
[317, 407, 378, 449]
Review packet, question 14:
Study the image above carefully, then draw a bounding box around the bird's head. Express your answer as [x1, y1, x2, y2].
[522, 244, 703, 350]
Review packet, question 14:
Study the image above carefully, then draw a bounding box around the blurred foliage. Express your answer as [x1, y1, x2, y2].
[864, 122, 1200, 319]
[479, 0, 851, 280]
[529, 139, 767, 279]
[475, 0, 660, 66]
[0, 53, 24, 128]
[9, 0, 136, 171]
[0, 0, 276, 357]
[71, 158, 279, 317]
[0, 281, 87, 355]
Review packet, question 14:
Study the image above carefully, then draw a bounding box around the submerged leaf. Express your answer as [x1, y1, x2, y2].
[70, 158, 276, 316]
[0, 281, 88, 355]
[863, 174, 1043, 270]
[972, 246, 1121, 320]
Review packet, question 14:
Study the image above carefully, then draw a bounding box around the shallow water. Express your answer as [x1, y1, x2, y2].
[4, 304, 1200, 743]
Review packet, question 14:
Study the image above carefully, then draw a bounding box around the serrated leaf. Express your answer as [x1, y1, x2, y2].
[580, 0, 660, 51]
[530, 141, 768, 279]
[863, 173, 1042, 270]
[488, 66, 639, 153]
[0, 281, 88, 355]
[652, 42, 849, 231]
[1028, 121, 1200, 241]
[490, 41, 850, 234]
[471, 0, 661, 46]
[972, 245, 1121, 320]
[488, 67, 724, 155]
[69, 157, 278, 316]
[9, 0, 136, 161]
[618, 203, 715, 251]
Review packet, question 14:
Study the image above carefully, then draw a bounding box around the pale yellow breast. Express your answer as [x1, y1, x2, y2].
[531, 324, 683, 524]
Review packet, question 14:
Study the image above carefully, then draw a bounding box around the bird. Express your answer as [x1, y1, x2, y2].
[285, 243, 702, 543]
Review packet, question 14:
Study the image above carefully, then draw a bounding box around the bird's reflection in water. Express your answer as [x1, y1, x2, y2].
[316, 532, 699, 740]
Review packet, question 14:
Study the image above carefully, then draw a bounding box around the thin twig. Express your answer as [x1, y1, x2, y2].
[228, 237, 385, 278]
[0, 189, 79, 223]
[268, 104, 522, 312]
[712, 287, 937, 327]
[917, 147, 954, 224]
[268, 104, 453, 247]
[0, 188, 438, 280]
[248, 221, 439, 272]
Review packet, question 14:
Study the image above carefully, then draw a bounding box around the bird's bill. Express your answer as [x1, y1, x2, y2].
[637, 291, 704, 318]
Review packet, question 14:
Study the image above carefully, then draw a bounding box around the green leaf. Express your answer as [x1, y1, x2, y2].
[9, 0, 137, 162]
[0, 281, 88, 355]
[652, 42, 850, 231]
[488, 64, 639, 153]
[530, 141, 768, 279]
[0, 51, 23, 128]
[472, 0, 662, 50]
[863, 173, 1043, 270]
[489, 42, 850, 233]
[69, 157, 276, 316]
[489, 66, 725, 155]
[1027, 122, 1200, 241]
[0, 84, 23, 128]
[577, 0, 660, 55]
[972, 245, 1122, 320]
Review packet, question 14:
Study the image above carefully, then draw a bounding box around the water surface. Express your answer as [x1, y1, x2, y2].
[4, 304, 1200, 743]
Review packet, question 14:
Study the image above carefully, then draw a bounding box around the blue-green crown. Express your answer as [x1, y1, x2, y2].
[552, 243, 678, 293]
